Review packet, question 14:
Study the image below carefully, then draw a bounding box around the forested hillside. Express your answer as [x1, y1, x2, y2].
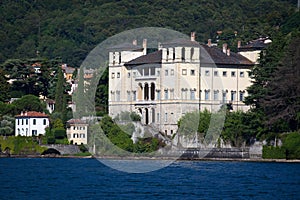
[0, 0, 298, 67]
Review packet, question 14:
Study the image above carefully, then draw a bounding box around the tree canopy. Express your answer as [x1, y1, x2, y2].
[0, 0, 297, 67]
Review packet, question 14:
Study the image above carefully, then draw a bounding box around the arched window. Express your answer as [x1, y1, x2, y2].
[33, 119, 36, 125]
[191, 47, 194, 60]
[43, 119, 47, 125]
[181, 47, 185, 61]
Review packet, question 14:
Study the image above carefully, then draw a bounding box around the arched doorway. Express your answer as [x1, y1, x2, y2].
[150, 83, 155, 100]
[152, 108, 155, 123]
[145, 108, 149, 125]
[144, 83, 149, 100]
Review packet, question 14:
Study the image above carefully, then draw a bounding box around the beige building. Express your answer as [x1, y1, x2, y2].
[108, 33, 255, 135]
[66, 119, 88, 145]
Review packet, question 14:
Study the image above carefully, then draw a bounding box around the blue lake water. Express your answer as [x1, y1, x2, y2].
[0, 158, 299, 199]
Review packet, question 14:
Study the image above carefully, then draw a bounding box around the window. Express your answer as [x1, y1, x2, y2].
[157, 113, 160, 122]
[205, 90, 210, 100]
[214, 90, 219, 101]
[239, 91, 245, 101]
[190, 90, 195, 100]
[132, 91, 136, 101]
[223, 71, 227, 77]
[164, 90, 168, 100]
[171, 69, 174, 76]
[182, 69, 187, 75]
[33, 119, 36, 125]
[240, 71, 244, 77]
[127, 72, 130, 78]
[127, 91, 131, 101]
[32, 130, 37, 136]
[231, 91, 236, 101]
[190, 69, 195, 76]
[26, 119, 28, 125]
[222, 91, 227, 103]
[73, 133, 77, 138]
[117, 72, 120, 78]
[111, 72, 115, 79]
[165, 113, 168, 122]
[205, 70, 210, 76]
[43, 119, 46, 125]
[17, 119, 19, 125]
[22, 119, 23, 125]
[156, 90, 161, 100]
[116, 91, 120, 101]
[151, 68, 155, 76]
[82, 134, 85, 138]
[165, 70, 168, 76]
[214, 71, 218, 76]
[231, 71, 236, 77]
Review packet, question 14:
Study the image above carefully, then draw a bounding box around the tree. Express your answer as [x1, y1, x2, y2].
[261, 32, 300, 131]
[0, 69, 10, 102]
[54, 67, 65, 113]
[12, 94, 46, 113]
[244, 32, 288, 111]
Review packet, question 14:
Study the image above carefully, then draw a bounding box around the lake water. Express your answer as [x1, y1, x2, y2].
[0, 158, 299, 199]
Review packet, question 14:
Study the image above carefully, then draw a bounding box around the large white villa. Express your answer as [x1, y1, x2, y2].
[108, 33, 265, 135]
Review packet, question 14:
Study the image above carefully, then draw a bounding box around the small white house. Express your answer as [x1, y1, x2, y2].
[15, 111, 49, 136]
[66, 119, 88, 145]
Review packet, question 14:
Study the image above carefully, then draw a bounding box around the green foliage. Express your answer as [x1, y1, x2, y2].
[54, 67, 66, 113]
[262, 146, 286, 159]
[99, 115, 161, 153]
[283, 132, 300, 159]
[12, 94, 46, 114]
[0, 115, 15, 136]
[53, 128, 66, 139]
[0, 69, 10, 102]
[52, 118, 64, 129]
[0, 136, 47, 155]
[0, 0, 296, 67]
[47, 137, 55, 144]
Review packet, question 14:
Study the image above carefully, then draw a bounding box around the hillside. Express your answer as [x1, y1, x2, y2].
[0, 0, 298, 67]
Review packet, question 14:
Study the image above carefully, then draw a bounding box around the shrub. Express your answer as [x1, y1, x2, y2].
[47, 137, 55, 144]
[262, 146, 286, 159]
[53, 128, 66, 139]
[283, 132, 300, 159]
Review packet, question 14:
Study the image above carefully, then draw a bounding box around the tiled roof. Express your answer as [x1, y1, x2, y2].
[67, 119, 87, 124]
[238, 39, 268, 51]
[125, 50, 162, 66]
[108, 43, 144, 51]
[161, 38, 200, 48]
[15, 111, 49, 118]
[200, 45, 253, 66]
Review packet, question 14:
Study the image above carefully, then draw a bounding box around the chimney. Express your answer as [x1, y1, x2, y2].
[223, 43, 227, 54]
[143, 39, 147, 55]
[207, 39, 212, 47]
[226, 48, 230, 56]
[132, 39, 137, 46]
[237, 40, 241, 49]
[191, 32, 196, 41]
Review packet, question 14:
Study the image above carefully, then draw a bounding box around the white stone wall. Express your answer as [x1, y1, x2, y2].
[108, 45, 252, 135]
[15, 117, 49, 136]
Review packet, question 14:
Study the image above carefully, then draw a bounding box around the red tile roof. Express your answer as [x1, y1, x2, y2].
[67, 119, 87, 124]
[15, 111, 49, 118]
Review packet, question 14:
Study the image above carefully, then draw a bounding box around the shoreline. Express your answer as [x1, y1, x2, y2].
[1, 154, 300, 163]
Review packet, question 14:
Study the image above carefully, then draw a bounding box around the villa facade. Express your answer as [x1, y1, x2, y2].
[15, 111, 49, 136]
[108, 33, 256, 135]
